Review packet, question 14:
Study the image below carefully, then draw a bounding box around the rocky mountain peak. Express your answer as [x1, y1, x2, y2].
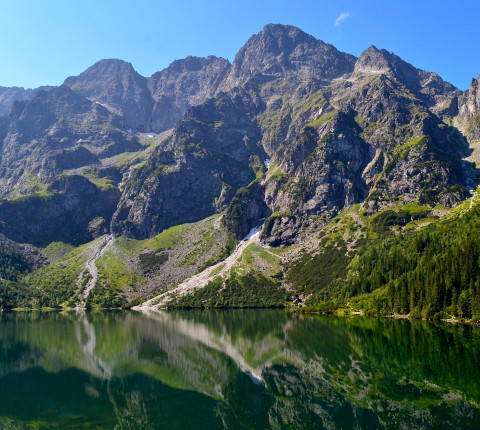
[353, 45, 459, 111]
[65, 59, 137, 83]
[354, 46, 394, 74]
[148, 55, 230, 97]
[63, 59, 153, 132]
[457, 74, 480, 141]
[220, 24, 356, 90]
[147, 56, 231, 132]
[254, 23, 317, 52]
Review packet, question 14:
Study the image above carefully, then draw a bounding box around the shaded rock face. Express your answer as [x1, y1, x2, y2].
[0, 23, 478, 247]
[458, 75, 480, 141]
[0, 86, 139, 197]
[0, 85, 55, 115]
[112, 93, 266, 239]
[223, 182, 271, 240]
[0, 86, 137, 245]
[63, 57, 231, 134]
[148, 56, 231, 132]
[0, 176, 120, 246]
[64, 59, 154, 132]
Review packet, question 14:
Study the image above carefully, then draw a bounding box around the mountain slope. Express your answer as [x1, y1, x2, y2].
[0, 23, 479, 314]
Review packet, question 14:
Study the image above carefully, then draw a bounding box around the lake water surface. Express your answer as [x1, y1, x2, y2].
[0, 310, 479, 429]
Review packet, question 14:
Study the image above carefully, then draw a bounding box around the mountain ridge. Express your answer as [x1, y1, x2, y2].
[0, 23, 480, 318]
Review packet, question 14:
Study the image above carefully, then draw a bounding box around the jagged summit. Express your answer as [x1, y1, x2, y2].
[147, 55, 231, 131]
[63, 59, 153, 131]
[256, 23, 318, 48]
[61, 56, 232, 133]
[353, 45, 459, 110]
[220, 23, 356, 90]
[62, 59, 146, 104]
[354, 45, 394, 74]
[64, 58, 138, 80]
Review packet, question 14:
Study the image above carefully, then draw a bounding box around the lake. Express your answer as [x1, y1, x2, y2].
[0, 310, 479, 429]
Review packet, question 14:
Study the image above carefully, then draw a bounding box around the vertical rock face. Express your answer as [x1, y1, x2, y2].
[458, 75, 480, 141]
[148, 56, 231, 132]
[111, 92, 266, 239]
[459, 76, 480, 119]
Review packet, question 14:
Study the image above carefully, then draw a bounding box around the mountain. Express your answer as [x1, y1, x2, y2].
[64, 59, 154, 132]
[219, 24, 356, 90]
[0, 23, 480, 319]
[63, 56, 231, 133]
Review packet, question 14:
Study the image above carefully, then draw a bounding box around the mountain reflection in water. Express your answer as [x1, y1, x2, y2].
[0, 310, 479, 429]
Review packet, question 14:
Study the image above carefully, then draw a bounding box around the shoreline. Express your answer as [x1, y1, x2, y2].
[1, 306, 479, 326]
[295, 308, 480, 326]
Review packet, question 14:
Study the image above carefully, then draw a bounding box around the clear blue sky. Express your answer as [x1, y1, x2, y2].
[1, 0, 479, 90]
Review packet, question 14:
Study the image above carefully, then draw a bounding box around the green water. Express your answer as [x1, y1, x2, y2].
[0, 311, 479, 429]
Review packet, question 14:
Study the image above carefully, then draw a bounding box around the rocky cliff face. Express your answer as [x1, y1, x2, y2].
[148, 56, 231, 132]
[0, 85, 137, 244]
[459, 75, 480, 119]
[0, 23, 477, 248]
[216, 38, 469, 244]
[0, 85, 55, 115]
[0, 175, 120, 246]
[458, 75, 480, 141]
[0, 85, 139, 196]
[112, 91, 266, 238]
[63, 59, 154, 132]
[219, 24, 356, 91]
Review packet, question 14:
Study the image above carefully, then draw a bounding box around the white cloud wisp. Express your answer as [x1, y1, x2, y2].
[334, 12, 350, 27]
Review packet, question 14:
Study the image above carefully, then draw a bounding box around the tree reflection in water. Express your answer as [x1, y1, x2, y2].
[0, 310, 478, 429]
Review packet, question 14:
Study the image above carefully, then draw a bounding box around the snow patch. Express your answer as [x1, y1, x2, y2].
[264, 158, 270, 169]
[142, 132, 157, 137]
[243, 226, 262, 241]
